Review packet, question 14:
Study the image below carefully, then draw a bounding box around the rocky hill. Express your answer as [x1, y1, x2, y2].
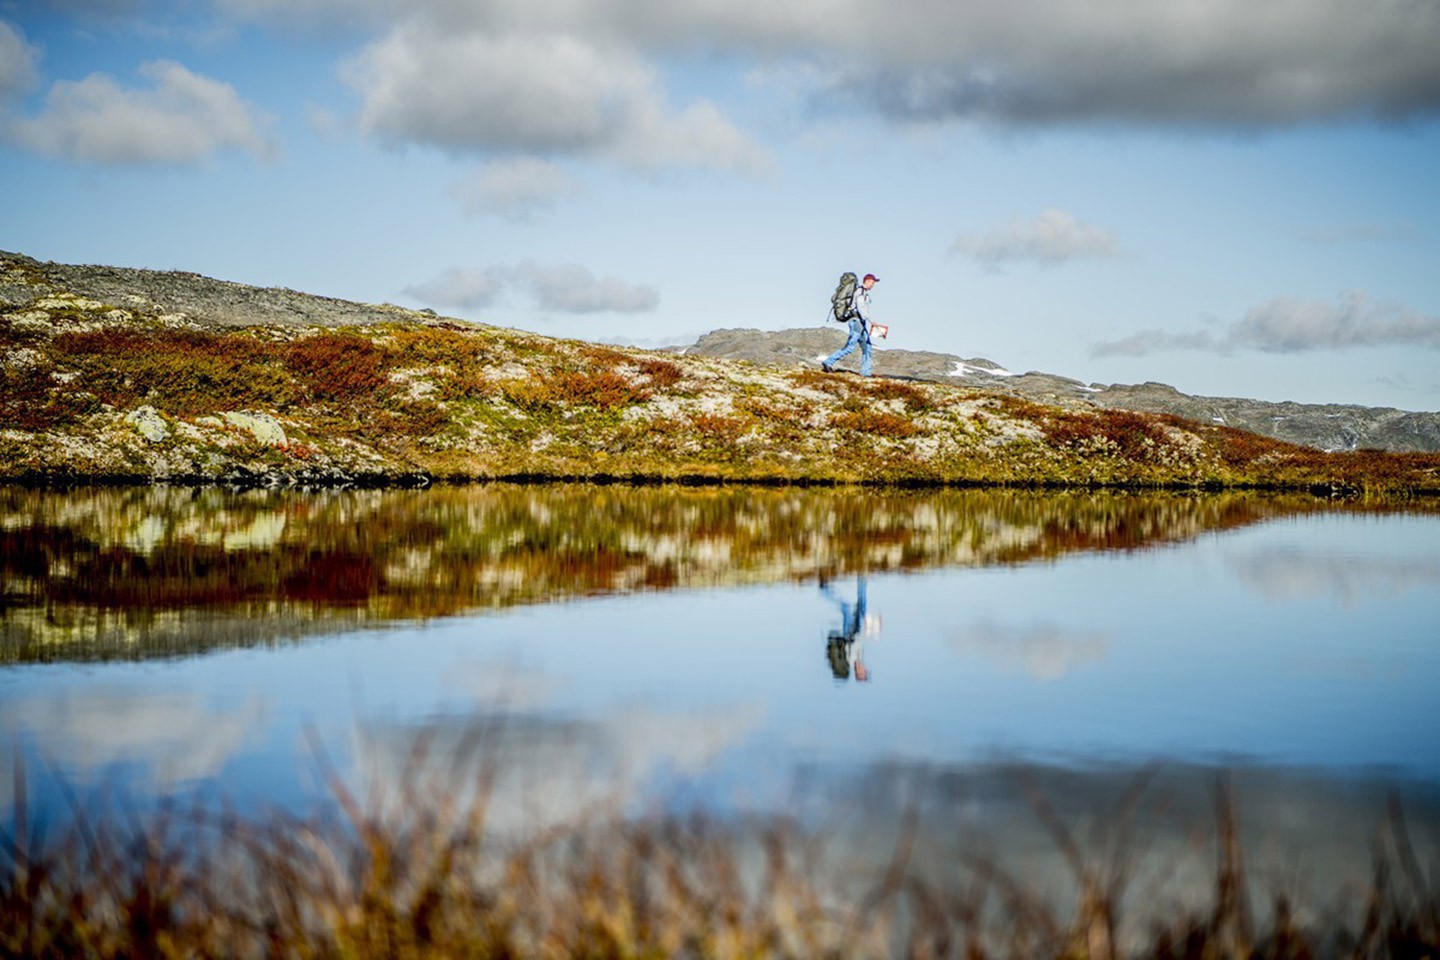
[3, 250, 1439, 494]
[678, 328, 1440, 453]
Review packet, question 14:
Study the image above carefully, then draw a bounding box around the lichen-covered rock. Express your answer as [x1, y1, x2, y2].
[221, 411, 286, 446]
[126, 406, 169, 442]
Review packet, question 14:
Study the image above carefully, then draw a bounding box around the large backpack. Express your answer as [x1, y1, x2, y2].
[830, 272, 857, 322]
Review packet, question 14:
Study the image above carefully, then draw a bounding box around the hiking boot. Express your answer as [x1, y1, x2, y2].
[821, 362, 834, 373]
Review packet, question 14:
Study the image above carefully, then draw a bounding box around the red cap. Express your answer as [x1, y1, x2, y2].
[863, 273, 879, 283]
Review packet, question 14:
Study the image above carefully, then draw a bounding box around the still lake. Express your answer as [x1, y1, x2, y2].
[3, 484, 1438, 904]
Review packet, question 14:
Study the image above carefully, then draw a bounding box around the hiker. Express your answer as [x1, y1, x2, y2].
[821, 576, 874, 682]
[822, 273, 878, 376]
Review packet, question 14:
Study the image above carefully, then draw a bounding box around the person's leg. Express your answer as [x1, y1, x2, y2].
[860, 332, 872, 376]
[824, 319, 863, 369]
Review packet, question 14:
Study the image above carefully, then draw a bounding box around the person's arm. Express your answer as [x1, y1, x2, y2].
[851, 287, 870, 322]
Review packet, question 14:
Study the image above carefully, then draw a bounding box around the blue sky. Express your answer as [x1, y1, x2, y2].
[2, 0, 1438, 410]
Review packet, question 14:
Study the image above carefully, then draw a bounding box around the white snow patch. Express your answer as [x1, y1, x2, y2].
[950, 361, 1017, 378]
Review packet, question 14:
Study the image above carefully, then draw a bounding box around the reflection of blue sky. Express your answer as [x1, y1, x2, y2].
[2, 511, 1437, 823]
[947, 622, 1109, 681]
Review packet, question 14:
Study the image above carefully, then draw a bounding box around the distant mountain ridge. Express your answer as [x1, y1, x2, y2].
[676, 327, 1440, 453]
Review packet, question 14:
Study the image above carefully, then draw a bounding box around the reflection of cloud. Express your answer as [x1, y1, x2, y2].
[444, 660, 558, 712]
[1230, 548, 1440, 605]
[354, 699, 765, 833]
[798, 758, 1440, 927]
[949, 621, 1108, 680]
[0, 687, 264, 810]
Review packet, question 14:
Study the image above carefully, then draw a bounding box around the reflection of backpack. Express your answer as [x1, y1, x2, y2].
[826, 633, 851, 679]
[830, 272, 857, 322]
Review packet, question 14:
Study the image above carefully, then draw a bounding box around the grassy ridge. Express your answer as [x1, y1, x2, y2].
[4, 285, 1440, 492]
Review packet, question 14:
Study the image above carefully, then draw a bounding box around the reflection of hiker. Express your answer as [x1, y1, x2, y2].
[822, 273, 878, 377]
[822, 577, 876, 682]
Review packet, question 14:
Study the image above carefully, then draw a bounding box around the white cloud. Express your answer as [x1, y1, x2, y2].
[403, 266, 507, 311]
[1092, 292, 1440, 357]
[344, 19, 767, 174]
[513, 261, 659, 314]
[449, 158, 580, 221]
[951, 209, 1117, 269]
[0, 19, 40, 101]
[1234, 293, 1440, 352]
[6, 59, 275, 165]
[405, 261, 659, 315]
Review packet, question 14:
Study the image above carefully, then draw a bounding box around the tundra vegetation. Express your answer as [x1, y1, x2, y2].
[3, 262, 1440, 492]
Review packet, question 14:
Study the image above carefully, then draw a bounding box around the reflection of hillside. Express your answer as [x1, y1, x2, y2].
[0, 485, 1368, 662]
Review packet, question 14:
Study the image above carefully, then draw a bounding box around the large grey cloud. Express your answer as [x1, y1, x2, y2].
[951, 209, 1118, 269]
[4, 59, 276, 165]
[342, 18, 768, 174]
[238, 0, 1440, 130]
[807, 0, 1440, 128]
[1092, 292, 1440, 357]
[405, 261, 660, 315]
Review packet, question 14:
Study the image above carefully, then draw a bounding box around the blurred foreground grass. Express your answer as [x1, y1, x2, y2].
[3, 737, 1437, 960]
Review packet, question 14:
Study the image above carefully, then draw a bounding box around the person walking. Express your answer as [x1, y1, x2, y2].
[822, 273, 878, 376]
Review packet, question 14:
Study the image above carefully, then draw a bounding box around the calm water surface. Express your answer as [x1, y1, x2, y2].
[2, 484, 1437, 885]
